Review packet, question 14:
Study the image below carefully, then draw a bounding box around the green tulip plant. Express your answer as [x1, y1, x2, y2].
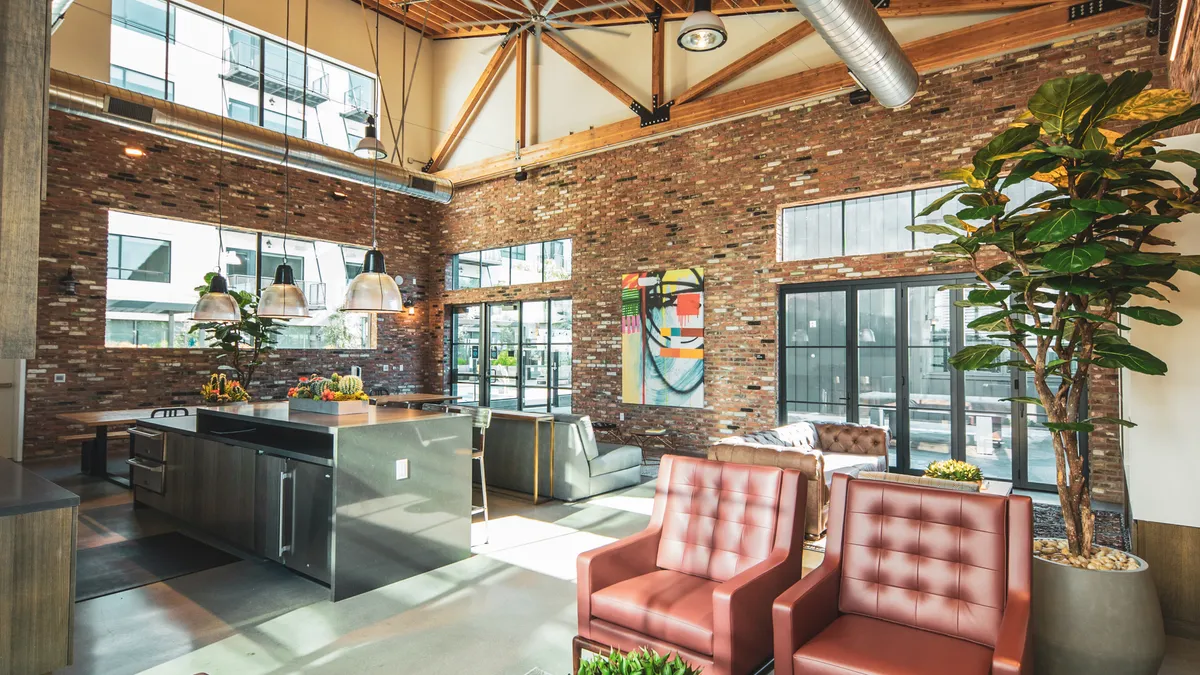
[913, 71, 1200, 558]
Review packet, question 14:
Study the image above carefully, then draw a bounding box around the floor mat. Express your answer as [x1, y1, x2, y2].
[76, 531, 242, 601]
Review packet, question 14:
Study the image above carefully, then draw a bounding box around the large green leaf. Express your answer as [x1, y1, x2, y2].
[1094, 342, 1168, 374]
[1069, 198, 1126, 214]
[1027, 209, 1097, 243]
[1002, 156, 1061, 190]
[1043, 421, 1096, 433]
[1117, 103, 1200, 148]
[967, 289, 1010, 304]
[1028, 73, 1106, 136]
[971, 124, 1043, 181]
[957, 205, 1006, 220]
[1117, 306, 1183, 326]
[907, 223, 961, 237]
[1110, 251, 1179, 266]
[1087, 416, 1138, 428]
[1042, 243, 1106, 273]
[1075, 70, 1154, 142]
[915, 186, 972, 217]
[949, 344, 1006, 370]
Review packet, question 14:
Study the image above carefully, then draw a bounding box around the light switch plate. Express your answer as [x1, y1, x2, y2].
[619, 412, 625, 421]
[395, 458, 409, 480]
[383, 364, 390, 371]
[54, 374, 66, 383]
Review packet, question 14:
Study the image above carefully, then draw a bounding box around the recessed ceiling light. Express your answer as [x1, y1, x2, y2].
[124, 147, 145, 158]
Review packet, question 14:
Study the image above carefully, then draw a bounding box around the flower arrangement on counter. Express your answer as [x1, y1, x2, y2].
[200, 372, 251, 404]
[924, 459, 983, 483]
[287, 372, 369, 402]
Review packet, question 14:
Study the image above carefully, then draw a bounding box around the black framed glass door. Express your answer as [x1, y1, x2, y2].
[449, 299, 573, 413]
[779, 274, 1057, 491]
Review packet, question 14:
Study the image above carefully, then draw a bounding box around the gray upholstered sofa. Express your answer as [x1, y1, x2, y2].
[471, 410, 643, 502]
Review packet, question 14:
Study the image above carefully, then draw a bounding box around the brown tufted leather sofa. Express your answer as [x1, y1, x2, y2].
[773, 473, 1033, 675]
[708, 421, 889, 537]
[576, 455, 808, 675]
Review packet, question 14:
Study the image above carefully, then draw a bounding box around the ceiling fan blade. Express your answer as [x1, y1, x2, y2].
[541, 0, 562, 16]
[548, 21, 630, 37]
[546, 23, 594, 61]
[533, 24, 543, 67]
[448, 18, 525, 28]
[465, 0, 529, 17]
[520, 0, 537, 12]
[548, 0, 629, 19]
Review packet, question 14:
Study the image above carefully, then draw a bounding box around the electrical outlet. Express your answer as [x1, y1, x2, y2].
[619, 412, 625, 421]
[395, 458, 409, 480]
[383, 364, 390, 372]
[396, 364, 404, 372]
[54, 374, 66, 383]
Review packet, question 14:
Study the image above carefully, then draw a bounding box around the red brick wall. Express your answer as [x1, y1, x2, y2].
[433, 24, 1169, 502]
[28, 111, 440, 458]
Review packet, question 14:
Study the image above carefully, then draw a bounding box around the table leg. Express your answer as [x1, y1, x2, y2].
[532, 420, 540, 505]
[86, 425, 108, 478]
[549, 419, 555, 503]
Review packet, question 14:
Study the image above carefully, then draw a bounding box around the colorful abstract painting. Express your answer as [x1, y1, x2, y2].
[621, 268, 704, 408]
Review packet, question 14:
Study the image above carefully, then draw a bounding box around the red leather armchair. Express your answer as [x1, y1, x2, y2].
[773, 473, 1033, 675]
[576, 455, 808, 675]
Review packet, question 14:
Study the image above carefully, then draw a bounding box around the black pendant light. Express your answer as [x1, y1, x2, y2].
[342, 2, 402, 313]
[259, 0, 310, 319]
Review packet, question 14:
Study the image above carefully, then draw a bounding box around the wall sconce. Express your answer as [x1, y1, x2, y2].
[331, 190, 348, 201]
[60, 268, 78, 296]
[123, 147, 145, 158]
[403, 293, 416, 316]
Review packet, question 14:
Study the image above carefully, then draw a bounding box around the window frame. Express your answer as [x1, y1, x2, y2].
[448, 238, 573, 291]
[108, 233, 173, 283]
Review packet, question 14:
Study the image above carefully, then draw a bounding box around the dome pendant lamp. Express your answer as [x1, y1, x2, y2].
[342, 4, 403, 314]
[191, 0, 241, 324]
[678, 0, 727, 52]
[354, 115, 387, 160]
[258, 0, 310, 320]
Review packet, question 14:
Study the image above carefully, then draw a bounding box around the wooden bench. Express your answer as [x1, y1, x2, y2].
[57, 430, 131, 444]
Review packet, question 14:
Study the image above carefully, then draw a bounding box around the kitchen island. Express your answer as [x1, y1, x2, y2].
[129, 402, 472, 601]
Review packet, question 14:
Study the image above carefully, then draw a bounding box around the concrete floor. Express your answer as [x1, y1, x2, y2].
[28, 453, 1200, 675]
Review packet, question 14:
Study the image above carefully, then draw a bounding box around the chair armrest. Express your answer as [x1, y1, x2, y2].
[576, 527, 662, 633]
[771, 562, 841, 675]
[713, 548, 807, 675]
[813, 422, 890, 457]
[992, 591, 1031, 675]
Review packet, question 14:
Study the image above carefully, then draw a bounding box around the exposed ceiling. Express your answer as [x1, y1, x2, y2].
[365, 0, 1053, 39]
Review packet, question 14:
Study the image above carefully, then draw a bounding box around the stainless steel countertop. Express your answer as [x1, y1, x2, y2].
[0, 459, 80, 516]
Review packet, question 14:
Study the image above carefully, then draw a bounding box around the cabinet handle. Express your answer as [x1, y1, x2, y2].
[128, 427, 163, 440]
[278, 470, 294, 557]
[125, 458, 164, 473]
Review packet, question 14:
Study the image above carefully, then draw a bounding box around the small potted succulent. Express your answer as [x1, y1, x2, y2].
[924, 459, 984, 485]
[576, 648, 701, 675]
[200, 373, 250, 405]
[287, 372, 370, 415]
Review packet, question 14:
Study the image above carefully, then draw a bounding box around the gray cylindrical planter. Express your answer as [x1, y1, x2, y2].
[1032, 545, 1165, 675]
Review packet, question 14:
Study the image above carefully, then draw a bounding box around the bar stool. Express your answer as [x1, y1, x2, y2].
[450, 406, 493, 544]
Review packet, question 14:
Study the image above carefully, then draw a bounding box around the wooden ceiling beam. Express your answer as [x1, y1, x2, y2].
[426, 37, 519, 171]
[673, 20, 815, 106]
[436, 1, 1144, 183]
[365, 0, 450, 34]
[541, 32, 641, 109]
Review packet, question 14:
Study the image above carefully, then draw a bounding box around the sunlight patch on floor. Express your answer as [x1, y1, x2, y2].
[585, 493, 656, 516]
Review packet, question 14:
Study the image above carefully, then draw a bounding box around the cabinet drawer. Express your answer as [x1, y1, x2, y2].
[130, 426, 167, 462]
[128, 457, 165, 493]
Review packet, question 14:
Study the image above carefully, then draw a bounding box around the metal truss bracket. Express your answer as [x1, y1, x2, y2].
[1068, 0, 1130, 21]
[422, 159, 434, 172]
[647, 5, 663, 32]
[872, 0, 891, 8]
[633, 99, 671, 128]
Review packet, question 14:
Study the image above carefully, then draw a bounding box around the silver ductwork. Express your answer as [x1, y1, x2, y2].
[47, 70, 453, 203]
[789, 0, 918, 108]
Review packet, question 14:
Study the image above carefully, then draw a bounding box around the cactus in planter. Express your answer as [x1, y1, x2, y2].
[308, 377, 331, 398]
[338, 375, 363, 396]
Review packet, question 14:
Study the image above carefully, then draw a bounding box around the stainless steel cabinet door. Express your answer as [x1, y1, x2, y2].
[287, 459, 333, 585]
[254, 452, 289, 563]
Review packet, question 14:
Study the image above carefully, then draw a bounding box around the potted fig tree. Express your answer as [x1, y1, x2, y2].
[912, 70, 1199, 675]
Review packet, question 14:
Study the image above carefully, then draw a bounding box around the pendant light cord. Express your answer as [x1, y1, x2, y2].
[371, 3, 381, 250]
[215, 0, 228, 271]
[281, 0, 295, 265]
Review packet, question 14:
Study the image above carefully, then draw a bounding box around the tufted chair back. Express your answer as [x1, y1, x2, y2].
[838, 477, 1009, 647]
[655, 455, 785, 583]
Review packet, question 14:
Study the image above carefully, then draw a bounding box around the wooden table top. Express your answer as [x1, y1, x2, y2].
[56, 407, 202, 427]
[373, 393, 462, 405]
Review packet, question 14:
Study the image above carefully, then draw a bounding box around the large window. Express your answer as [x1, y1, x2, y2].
[779, 179, 1049, 261]
[110, 0, 375, 153]
[449, 239, 572, 290]
[779, 275, 1067, 490]
[105, 211, 373, 350]
[449, 300, 573, 413]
